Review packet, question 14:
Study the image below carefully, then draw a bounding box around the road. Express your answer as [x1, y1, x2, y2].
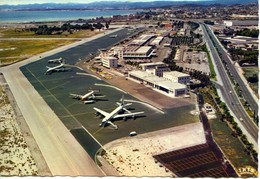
[205, 25, 258, 115]
[201, 24, 258, 147]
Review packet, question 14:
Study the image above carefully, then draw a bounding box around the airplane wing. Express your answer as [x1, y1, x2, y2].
[106, 121, 118, 129]
[113, 111, 144, 119]
[93, 107, 109, 117]
[70, 93, 82, 98]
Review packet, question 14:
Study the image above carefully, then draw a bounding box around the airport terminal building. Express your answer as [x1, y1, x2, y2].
[128, 71, 187, 97]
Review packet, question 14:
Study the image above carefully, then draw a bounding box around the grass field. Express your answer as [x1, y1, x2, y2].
[209, 116, 257, 170]
[0, 40, 75, 66]
[1, 28, 101, 38]
[201, 89, 257, 172]
[242, 67, 259, 97]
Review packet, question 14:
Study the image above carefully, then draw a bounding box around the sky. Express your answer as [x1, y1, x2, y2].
[1, 0, 213, 5]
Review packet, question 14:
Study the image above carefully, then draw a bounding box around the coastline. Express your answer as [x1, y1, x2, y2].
[0, 10, 144, 24]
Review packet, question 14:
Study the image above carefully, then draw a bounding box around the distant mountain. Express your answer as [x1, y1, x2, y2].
[0, 1, 258, 11]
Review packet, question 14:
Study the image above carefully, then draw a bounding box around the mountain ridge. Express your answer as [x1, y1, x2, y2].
[0, 1, 258, 11]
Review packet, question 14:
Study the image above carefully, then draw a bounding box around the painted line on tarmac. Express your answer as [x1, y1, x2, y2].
[49, 81, 70, 91]
[123, 99, 164, 114]
[13, 69, 80, 175]
[77, 72, 102, 80]
[94, 83, 127, 94]
[93, 127, 104, 135]
[26, 67, 107, 172]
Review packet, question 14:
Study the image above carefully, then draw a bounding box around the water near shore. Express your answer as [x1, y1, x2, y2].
[0, 10, 143, 23]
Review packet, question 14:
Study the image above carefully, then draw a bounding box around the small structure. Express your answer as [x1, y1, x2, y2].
[140, 62, 170, 77]
[163, 71, 190, 84]
[128, 71, 187, 97]
[123, 46, 153, 59]
[102, 57, 118, 68]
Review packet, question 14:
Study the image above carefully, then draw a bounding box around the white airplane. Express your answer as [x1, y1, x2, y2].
[48, 57, 63, 64]
[93, 96, 144, 129]
[45, 61, 70, 75]
[70, 89, 102, 104]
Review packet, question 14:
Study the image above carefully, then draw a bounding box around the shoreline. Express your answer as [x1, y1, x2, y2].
[0, 10, 144, 24]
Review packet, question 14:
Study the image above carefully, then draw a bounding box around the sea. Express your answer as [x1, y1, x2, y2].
[0, 10, 143, 23]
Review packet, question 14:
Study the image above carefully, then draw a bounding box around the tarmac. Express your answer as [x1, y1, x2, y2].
[0, 27, 124, 176]
[0, 26, 200, 176]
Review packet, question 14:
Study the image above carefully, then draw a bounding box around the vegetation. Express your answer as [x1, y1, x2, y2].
[163, 47, 211, 88]
[204, 20, 214, 25]
[235, 28, 259, 38]
[171, 36, 194, 46]
[126, 61, 140, 67]
[200, 85, 258, 169]
[28, 23, 104, 35]
[0, 40, 75, 66]
[202, 44, 217, 80]
[229, 49, 258, 66]
[242, 67, 259, 97]
[187, 21, 199, 31]
[1, 26, 101, 39]
[200, 85, 258, 167]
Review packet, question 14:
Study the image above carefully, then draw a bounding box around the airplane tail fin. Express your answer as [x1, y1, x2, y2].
[121, 95, 125, 106]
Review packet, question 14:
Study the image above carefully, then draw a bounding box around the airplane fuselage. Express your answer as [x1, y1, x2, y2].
[101, 105, 123, 125]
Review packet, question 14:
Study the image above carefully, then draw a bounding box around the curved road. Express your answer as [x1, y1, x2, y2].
[201, 24, 258, 146]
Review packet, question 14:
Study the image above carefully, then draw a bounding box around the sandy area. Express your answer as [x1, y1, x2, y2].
[100, 122, 206, 177]
[0, 85, 38, 176]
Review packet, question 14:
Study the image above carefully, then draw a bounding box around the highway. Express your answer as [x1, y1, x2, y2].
[201, 24, 258, 146]
[204, 25, 258, 115]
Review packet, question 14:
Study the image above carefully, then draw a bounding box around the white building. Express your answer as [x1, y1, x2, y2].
[102, 57, 118, 68]
[128, 71, 187, 97]
[123, 46, 153, 59]
[130, 34, 155, 46]
[150, 36, 164, 46]
[140, 62, 170, 77]
[140, 62, 167, 70]
[163, 71, 190, 84]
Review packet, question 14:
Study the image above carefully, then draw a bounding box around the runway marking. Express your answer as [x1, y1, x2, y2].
[49, 81, 70, 91]
[25, 67, 106, 153]
[13, 69, 80, 175]
[123, 99, 164, 114]
[66, 100, 80, 109]
[48, 118, 59, 128]
[58, 111, 94, 118]
[77, 72, 102, 80]
[95, 83, 127, 94]
[93, 127, 104, 135]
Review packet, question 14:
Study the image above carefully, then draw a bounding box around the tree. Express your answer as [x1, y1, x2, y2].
[105, 22, 109, 29]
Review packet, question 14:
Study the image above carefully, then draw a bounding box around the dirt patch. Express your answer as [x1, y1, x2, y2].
[0, 74, 51, 176]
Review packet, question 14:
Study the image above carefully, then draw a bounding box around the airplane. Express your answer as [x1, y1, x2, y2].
[48, 57, 63, 64]
[45, 61, 70, 75]
[93, 96, 144, 129]
[70, 89, 102, 104]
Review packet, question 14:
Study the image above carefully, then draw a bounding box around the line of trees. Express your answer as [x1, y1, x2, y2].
[29, 22, 107, 35]
[163, 47, 211, 88]
[202, 85, 258, 162]
[235, 28, 259, 38]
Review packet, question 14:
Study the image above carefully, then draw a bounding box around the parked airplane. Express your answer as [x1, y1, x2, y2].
[45, 61, 70, 75]
[70, 89, 102, 104]
[48, 57, 63, 64]
[93, 96, 144, 129]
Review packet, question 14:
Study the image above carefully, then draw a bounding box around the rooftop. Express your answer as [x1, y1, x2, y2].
[129, 71, 186, 90]
[139, 62, 166, 67]
[164, 71, 190, 78]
